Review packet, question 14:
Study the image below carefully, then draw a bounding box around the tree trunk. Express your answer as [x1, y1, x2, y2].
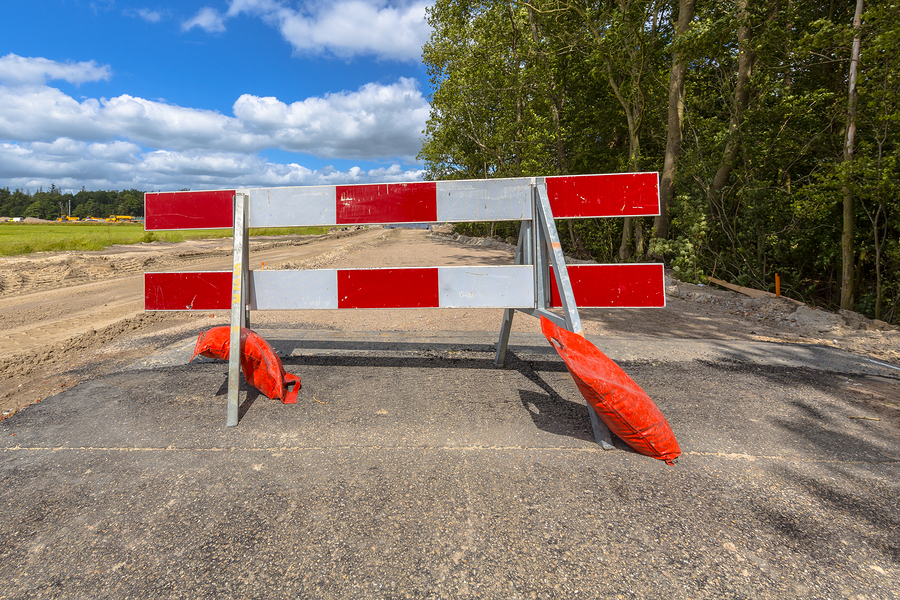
[875, 238, 882, 320]
[840, 0, 864, 311]
[655, 0, 695, 239]
[575, 0, 652, 260]
[619, 218, 634, 260]
[617, 92, 641, 259]
[711, 0, 754, 195]
[526, 6, 569, 175]
[634, 220, 645, 256]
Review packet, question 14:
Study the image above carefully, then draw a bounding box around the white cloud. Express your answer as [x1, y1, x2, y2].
[233, 77, 429, 158]
[0, 54, 112, 87]
[0, 56, 428, 191]
[222, 0, 430, 61]
[0, 141, 422, 191]
[182, 7, 227, 32]
[0, 77, 427, 159]
[136, 8, 165, 23]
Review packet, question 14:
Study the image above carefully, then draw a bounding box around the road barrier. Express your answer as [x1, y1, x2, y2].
[144, 174, 665, 441]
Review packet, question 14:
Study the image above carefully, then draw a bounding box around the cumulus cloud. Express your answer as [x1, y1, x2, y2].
[135, 8, 165, 23]
[0, 141, 423, 191]
[0, 56, 428, 191]
[219, 0, 430, 61]
[0, 77, 427, 159]
[182, 7, 227, 32]
[233, 78, 429, 158]
[0, 54, 112, 87]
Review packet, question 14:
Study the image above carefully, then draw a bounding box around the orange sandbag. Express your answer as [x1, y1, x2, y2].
[541, 316, 681, 464]
[191, 326, 301, 404]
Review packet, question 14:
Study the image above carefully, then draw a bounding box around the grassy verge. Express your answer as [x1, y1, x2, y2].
[0, 222, 330, 256]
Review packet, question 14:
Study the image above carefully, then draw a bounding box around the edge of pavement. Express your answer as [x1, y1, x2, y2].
[126, 328, 900, 380]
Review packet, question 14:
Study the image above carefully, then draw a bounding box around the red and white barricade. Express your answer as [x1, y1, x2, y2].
[144, 174, 665, 437]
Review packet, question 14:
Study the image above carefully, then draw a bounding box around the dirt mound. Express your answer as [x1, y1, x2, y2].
[667, 276, 900, 363]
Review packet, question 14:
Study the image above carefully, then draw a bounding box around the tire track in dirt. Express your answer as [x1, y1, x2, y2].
[0, 228, 383, 361]
[1, 285, 143, 352]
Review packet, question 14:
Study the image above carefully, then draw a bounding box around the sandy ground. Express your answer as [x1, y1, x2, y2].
[1, 226, 898, 421]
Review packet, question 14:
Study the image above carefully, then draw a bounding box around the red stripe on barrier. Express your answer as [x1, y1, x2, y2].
[145, 272, 232, 310]
[144, 190, 235, 231]
[338, 268, 440, 309]
[546, 174, 659, 218]
[335, 182, 437, 224]
[550, 264, 665, 308]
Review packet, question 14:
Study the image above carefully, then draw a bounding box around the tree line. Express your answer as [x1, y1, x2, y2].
[0, 185, 145, 221]
[419, 0, 899, 324]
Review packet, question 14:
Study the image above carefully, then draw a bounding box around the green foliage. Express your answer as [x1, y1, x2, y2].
[419, 0, 630, 181]
[648, 194, 709, 283]
[0, 223, 330, 256]
[24, 198, 57, 220]
[0, 186, 151, 221]
[421, 0, 900, 323]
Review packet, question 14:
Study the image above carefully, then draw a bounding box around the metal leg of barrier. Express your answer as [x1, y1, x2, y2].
[533, 183, 615, 448]
[495, 220, 531, 366]
[535, 184, 583, 335]
[226, 193, 249, 427]
[588, 404, 616, 450]
[517, 191, 566, 327]
[494, 308, 515, 367]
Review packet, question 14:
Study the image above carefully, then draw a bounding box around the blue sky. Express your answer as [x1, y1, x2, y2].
[0, 0, 433, 192]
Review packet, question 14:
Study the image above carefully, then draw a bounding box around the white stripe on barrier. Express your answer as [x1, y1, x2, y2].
[435, 179, 531, 222]
[244, 266, 535, 310]
[437, 265, 534, 308]
[250, 269, 339, 310]
[248, 186, 336, 228]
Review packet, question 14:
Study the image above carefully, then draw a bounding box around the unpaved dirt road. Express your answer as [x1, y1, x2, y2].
[0, 229, 374, 354]
[1, 226, 898, 420]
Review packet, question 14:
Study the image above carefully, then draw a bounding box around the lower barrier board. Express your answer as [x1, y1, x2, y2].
[144, 263, 664, 311]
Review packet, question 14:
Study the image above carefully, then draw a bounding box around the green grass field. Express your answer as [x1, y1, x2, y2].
[0, 222, 330, 256]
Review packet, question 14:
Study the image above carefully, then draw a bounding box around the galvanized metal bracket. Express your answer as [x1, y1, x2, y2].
[494, 181, 614, 449]
[495, 180, 582, 366]
[226, 192, 250, 427]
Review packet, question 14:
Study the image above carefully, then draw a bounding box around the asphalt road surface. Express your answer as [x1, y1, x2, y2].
[1, 328, 897, 599]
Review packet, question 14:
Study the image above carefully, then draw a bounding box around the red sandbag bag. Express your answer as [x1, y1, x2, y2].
[191, 326, 301, 404]
[541, 316, 681, 464]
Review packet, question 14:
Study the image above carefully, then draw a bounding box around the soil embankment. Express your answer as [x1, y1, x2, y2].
[1, 227, 897, 420]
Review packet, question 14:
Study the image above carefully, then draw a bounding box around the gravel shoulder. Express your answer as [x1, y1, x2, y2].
[1, 226, 897, 421]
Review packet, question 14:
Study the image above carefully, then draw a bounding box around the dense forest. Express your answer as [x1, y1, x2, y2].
[419, 0, 899, 324]
[0, 185, 145, 221]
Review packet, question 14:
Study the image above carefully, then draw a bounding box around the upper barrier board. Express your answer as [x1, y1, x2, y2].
[144, 173, 659, 231]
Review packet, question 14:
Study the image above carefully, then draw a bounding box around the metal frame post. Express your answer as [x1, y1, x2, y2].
[494, 218, 532, 366]
[493, 181, 614, 449]
[226, 193, 249, 427]
[534, 184, 582, 334]
[535, 184, 613, 448]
